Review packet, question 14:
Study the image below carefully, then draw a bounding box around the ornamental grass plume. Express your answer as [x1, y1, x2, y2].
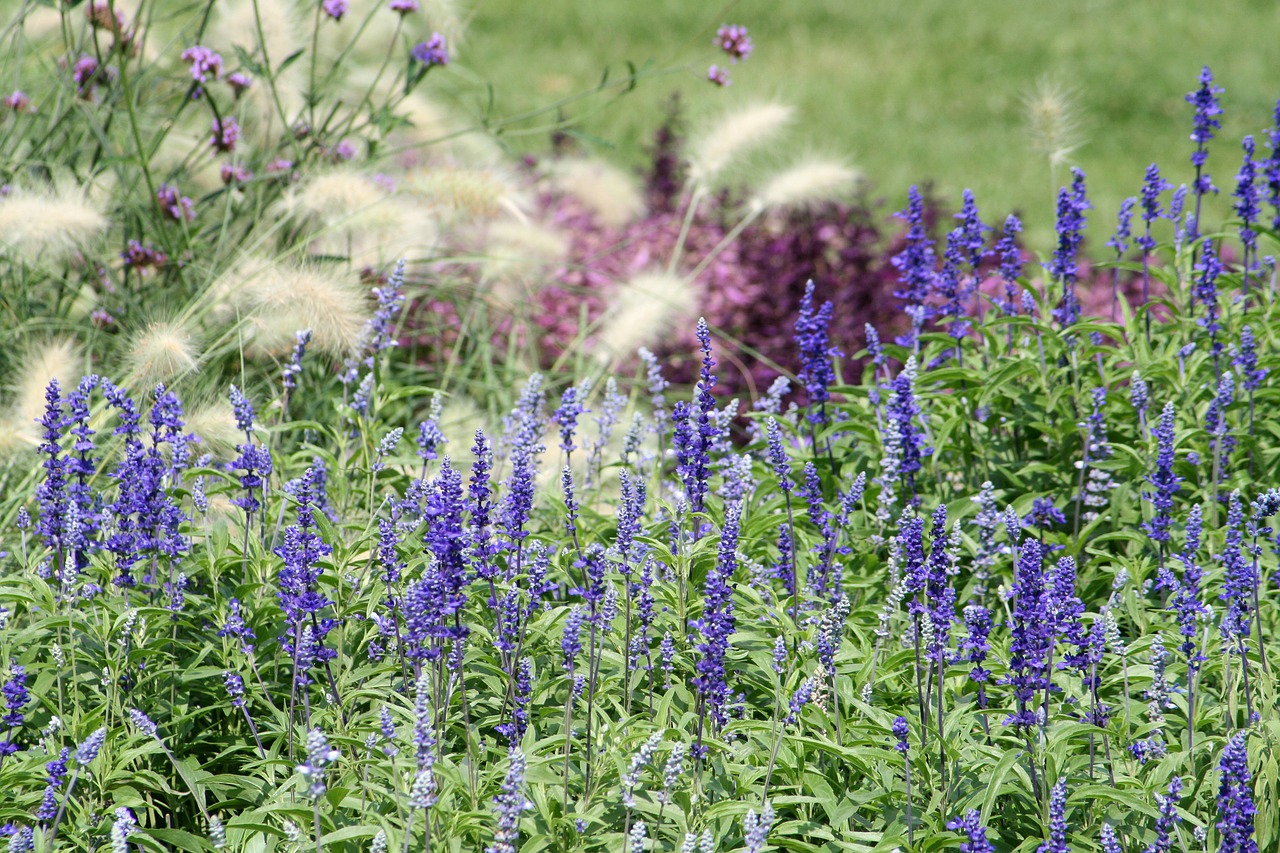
[0, 183, 106, 266]
[407, 165, 529, 223]
[687, 102, 794, 187]
[547, 158, 646, 228]
[0, 339, 80, 454]
[752, 159, 860, 213]
[1025, 78, 1084, 173]
[123, 319, 202, 386]
[482, 220, 570, 305]
[278, 170, 439, 266]
[592, 272, 697, 364]
[215, 258, 372, 357]
[183, 400, 241, 459]
[210, 0, 306, 138]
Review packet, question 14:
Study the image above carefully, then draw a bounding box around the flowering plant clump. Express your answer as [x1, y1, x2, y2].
[2, 5, 1280, 850]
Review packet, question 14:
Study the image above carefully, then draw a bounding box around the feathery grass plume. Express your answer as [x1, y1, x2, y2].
[687, 102, 794, 187]
[407, 165, 529, 223]
[0, 184, 106, 266]
[278, 169, 439, 264]
[215, 258, 372, 357]
[752, 159, 860, 212]
[0, 339, 80, 454]
[482, 220, 569, 304]
[184, 401, 242, 460]
[211, 0, 305, 81]
[379, 87, 506, 169]
[593, 272, 697, 363]
[1024, 78, 1084, 171]
[548, 158, 646, 227]
[124, 320, 202, 386]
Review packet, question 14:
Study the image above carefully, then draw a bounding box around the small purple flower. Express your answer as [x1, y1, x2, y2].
[412, 34, 449, 67]
[156, 183, 196, 223]
[226, 71, 252, 95]
[715, 24, 752, 63]
[181, 45, 223, 84]
[6, 90, 31, 112]
[707, 65, 730, 87]
[322, 0, 348, 20]
[211, 116, 239, 153]
[390, 0, 420, 12]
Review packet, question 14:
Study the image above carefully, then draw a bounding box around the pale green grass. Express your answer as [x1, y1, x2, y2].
[456, 0, 1280, 244]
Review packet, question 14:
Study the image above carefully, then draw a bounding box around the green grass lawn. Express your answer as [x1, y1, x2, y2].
[455, 0, 1280, 245]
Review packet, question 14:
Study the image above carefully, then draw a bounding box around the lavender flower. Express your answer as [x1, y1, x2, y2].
[1107, 198, 1135, 256]
[1099, 824, 1122, 853]
[996, 214, 1023, 315]
[75, 727, 107, 765]
[180, 45, 222, 84]
[1216, 732, 1256, 853]
[1235, 136, 1262, 275]
[693, 501, 741, 740]
[621, 733, 663, 808]
[1038, 777, 1069, 853]
[742, 803, 774, 853]
[1187, 66, 1224, 233]
[485, 749, 532, 853]
[0, 665, 29, 755]
[552, 382, 588, 455]
[795, 281, 840, 424]
[946, 810, 994, 853]
[296, 729, 340, 799]
[1003, 539, 1050, 732]
[224, 672, 246, 708]
[156, 183, 196, 222]
[1220, 492, 1253, 646]
[1048, 168, 1090, 328]
[282, 330, 312, 394]
[1146, 776, 1182, 853]
[891, 716, 909, 753]
[891, 187, 936, 344]
[1194, 240, 1223, 354]
[127, 708, 157, 738]
[1143, 402, 1181, 543]
[1234, 326, 1267, 392]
